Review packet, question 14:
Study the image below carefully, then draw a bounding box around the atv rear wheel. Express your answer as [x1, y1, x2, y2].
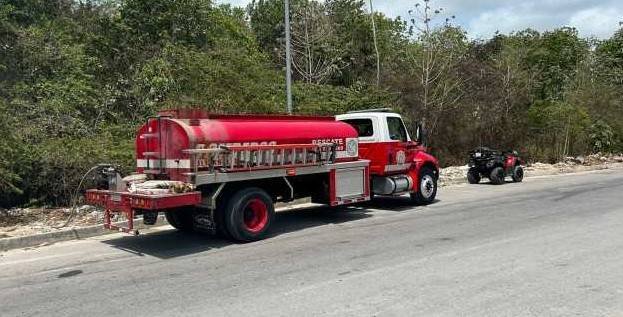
[467, 168, 481, 184]
[489, 167, 506, 185]
[512, 166, 524, 182]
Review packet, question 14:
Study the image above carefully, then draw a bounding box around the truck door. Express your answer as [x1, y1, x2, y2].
[385, 116, 412, 172]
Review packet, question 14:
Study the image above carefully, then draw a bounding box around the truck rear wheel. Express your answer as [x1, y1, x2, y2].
[225, 187, 275, 242]
[165, 210, 194, 232]
[410, 167, 437, 205]
[214, 201, 233, 239]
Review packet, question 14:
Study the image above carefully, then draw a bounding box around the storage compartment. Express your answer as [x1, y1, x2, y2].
[335, 167, 366, 199]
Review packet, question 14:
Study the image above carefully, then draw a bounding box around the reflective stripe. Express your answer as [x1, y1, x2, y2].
[384, 163, 412, 172]
[137, 159, 191, 169]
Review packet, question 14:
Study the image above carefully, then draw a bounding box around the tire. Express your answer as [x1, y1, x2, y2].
[410, 167, 438, 205]
[224, 187, 275, 242]
[512, 166, 524, 183]
[489, 167, 506, 185]
[467, 168, 481, 184]
[165, 209, 194, 232]
[214, 200, 233, 239]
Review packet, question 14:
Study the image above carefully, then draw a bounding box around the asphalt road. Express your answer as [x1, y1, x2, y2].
[1, 169, 623, 317]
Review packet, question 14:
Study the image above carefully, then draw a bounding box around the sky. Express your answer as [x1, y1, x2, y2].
[218, 0, 623, 39]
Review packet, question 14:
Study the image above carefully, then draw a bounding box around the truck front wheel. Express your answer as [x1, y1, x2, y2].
[410, 167, 437, 205]
[225, 188, 275, 242]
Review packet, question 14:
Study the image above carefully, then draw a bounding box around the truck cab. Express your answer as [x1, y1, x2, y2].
[337, 109, 439, 204]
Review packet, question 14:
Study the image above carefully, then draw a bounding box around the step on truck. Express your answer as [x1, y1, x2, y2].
[86, 108, 439, 242]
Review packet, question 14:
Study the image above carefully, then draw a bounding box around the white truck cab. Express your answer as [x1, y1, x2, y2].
[336, 109, 412, 143]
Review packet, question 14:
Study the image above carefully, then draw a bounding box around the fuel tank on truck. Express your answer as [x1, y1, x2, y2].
[135, 109, 360, 181]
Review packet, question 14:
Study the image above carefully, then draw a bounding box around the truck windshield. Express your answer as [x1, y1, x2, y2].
[341, 119, 374, 137]
[387, 117, 408, 142]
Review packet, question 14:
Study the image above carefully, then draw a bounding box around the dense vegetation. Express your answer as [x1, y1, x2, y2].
[1, 0, 623, 207]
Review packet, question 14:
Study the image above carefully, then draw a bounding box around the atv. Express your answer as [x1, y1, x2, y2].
[467, 147, 524, 185]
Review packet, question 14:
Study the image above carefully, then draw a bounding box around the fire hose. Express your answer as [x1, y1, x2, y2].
[53, 164, 122, 229]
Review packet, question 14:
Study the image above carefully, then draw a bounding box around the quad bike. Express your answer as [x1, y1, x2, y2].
[467, 147, 525, 185]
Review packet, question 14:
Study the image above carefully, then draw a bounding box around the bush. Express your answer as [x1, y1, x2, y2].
[0, 103, 23, 203]
[527, 100, 591, 162]
[589, 120, 615, 153]
[4, 129, 134, 207]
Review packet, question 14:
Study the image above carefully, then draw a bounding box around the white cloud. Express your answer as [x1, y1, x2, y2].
[218, 0, 623, 39]
[569, 6, 623, 38]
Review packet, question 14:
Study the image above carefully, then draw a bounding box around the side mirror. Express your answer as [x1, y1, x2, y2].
[415, 123, 424, 145]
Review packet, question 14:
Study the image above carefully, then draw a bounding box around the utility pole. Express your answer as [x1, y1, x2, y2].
[369, 0, 380, 86]
[284, 0, 293, 114]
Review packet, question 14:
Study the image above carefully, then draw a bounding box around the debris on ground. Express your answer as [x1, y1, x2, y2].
[2, 153, 623, 239]
[0, 205, 107, 238]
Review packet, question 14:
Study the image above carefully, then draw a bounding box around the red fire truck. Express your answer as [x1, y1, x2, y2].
[86, 108, 439, 241]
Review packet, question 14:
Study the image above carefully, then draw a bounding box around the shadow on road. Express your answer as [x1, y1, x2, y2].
[360, 196, 441, 212]
[102, 230, 227, 259]
[469, 181, 517, 186]
[101, 204, 376, 259]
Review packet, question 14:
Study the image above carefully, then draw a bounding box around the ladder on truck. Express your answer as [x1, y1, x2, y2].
[183, 143, 338, 174]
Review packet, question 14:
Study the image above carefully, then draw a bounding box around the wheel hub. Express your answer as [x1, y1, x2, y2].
[243, 199, 268, 233]
[420, 175, 435, 198]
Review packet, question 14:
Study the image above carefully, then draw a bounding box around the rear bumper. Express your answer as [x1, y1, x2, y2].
[85, 189, 201, 234]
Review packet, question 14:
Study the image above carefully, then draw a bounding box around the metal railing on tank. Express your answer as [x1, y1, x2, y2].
[182, 143, 337, 175]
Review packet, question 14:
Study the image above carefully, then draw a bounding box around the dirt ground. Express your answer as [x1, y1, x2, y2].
[2, 153, 622, 239]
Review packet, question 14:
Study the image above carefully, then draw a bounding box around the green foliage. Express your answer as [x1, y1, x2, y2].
[14, 132, 134, 207]
[133, 43, 283, 113]
[596, 28, 623, 86]
[293, 82, 396, 114]
[0, 102, 22, 200]
[527, 100, 591, 161]
[525, 27, 588, 100]
[589, 121, 615, 153]
[248, 0, 289, 55]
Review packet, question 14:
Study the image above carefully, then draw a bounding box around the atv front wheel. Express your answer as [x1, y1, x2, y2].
[467, 168, 481, 184]
[489, 167, 506, 185]
[512, 166, 524, 182]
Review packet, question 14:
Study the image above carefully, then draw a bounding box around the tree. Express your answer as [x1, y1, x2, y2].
[404, 0, 465, 137]
[289, 1, 344, 84]
[525, 27, 588, 101]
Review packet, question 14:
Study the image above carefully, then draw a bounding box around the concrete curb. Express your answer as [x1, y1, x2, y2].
[0, 201, 316, 252]
[0, 216, 167, 252]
